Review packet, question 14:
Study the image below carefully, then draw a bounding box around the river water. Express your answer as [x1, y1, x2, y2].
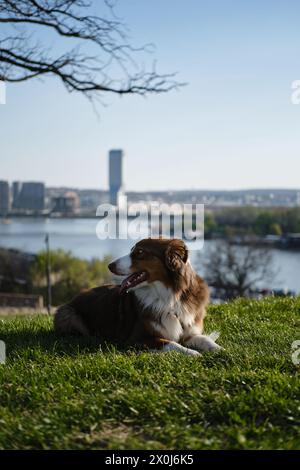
[0, 217, 299, 293]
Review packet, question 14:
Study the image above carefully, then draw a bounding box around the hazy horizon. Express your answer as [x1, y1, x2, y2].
[32, 184, 300, 192]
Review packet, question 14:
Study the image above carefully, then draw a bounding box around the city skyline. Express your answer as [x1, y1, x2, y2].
[1, 0, 300, 191]
[1, 176, 300, 215]
[1, 177, 300, 193]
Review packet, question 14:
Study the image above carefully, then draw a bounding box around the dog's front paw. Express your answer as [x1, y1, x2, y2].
[201, 336, 222, 352]
[187, 348, 202, 357]
[185, 334, 223, 353]
[194, 335, 223, 352]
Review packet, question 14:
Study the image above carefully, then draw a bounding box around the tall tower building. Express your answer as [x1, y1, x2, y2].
[109, 149, 123, 206]
[0, 180, 10, 216]
[12, 181, 22, 209]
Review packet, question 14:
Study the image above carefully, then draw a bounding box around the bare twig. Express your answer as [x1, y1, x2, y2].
[0, 0, 184, 100]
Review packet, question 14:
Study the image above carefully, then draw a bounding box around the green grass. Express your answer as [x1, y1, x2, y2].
[0, 297, 299, 450]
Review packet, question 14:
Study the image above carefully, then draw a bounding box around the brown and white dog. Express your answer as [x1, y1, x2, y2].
[54, 238, 221, 355]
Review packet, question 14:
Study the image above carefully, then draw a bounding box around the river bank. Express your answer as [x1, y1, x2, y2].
[0, 217, 299, 293]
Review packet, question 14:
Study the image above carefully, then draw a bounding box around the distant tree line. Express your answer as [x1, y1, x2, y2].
[0, 248, 111, 305]
[31, 250, 111, 305]
[204, 207, 300, 238]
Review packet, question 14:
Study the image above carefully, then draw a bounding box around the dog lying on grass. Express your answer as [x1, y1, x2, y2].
[54, 238, 221, 355]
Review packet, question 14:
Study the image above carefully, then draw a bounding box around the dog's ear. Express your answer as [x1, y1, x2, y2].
[165, 239, 188, 272]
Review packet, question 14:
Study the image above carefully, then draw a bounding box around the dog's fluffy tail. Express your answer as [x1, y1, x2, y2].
[54, 304, 89, 336]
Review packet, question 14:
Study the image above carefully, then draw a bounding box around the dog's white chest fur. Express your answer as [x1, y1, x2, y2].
[134, 280, 195, 342]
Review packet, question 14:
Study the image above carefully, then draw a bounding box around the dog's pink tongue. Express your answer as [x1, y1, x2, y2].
[119, 274, 136, 294]
[119, 272, 147, 294]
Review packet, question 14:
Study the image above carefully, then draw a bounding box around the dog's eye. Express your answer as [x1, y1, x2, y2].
[136, 249, 144, 257]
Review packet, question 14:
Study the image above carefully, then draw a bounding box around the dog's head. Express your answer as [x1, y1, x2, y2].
[108, 238, 189, 294]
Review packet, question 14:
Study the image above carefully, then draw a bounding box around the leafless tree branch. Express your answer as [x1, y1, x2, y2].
[202, 241, 275, 300]
[0, 0, 184, 100]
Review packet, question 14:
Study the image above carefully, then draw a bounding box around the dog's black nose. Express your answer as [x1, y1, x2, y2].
[108, 261, 116, 273]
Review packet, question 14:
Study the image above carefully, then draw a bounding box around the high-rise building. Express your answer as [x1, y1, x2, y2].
[18, 182, 45, 211]
[109, 149, 123, 206]
[12, 181, 22, 209]
[0, 180, 10, 215]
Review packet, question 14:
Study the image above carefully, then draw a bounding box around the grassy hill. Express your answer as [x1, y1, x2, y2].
[0, 297, 299, 450]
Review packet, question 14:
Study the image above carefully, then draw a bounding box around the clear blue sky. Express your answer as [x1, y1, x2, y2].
[1, 0, 300, 191]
